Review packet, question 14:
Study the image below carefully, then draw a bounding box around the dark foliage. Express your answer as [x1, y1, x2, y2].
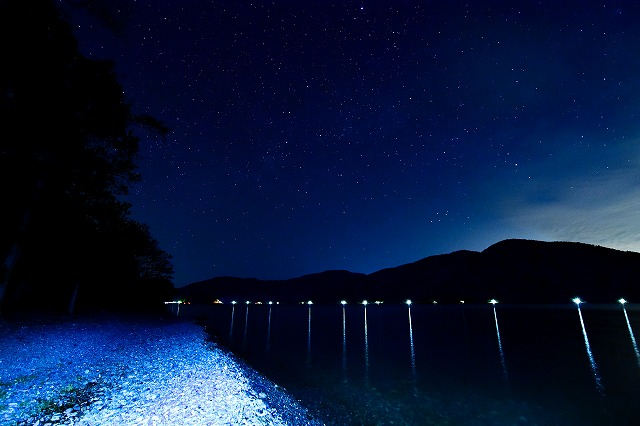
[0, 0, 174, 315]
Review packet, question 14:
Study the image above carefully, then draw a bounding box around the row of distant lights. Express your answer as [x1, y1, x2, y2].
[230, 299, 476, 305]
[573, 297, 630, 305]
[231, 300, 399, 305]
[228, 298, 632, 305]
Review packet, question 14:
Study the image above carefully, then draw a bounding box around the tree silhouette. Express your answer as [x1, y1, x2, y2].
[0, 0, 173, 315]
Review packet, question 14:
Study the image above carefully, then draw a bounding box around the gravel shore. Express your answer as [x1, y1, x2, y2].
[0, 316, 324, 425]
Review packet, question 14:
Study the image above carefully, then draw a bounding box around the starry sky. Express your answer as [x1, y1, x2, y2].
[61, 1, 640, 286]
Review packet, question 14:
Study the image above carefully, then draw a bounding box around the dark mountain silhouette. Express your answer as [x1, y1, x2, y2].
[179, 270, 369, 305]
[178, 239, 640, 304]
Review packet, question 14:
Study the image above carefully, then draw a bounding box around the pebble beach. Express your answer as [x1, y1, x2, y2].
[0, 316, 323, 426]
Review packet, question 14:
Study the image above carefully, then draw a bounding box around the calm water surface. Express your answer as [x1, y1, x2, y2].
[186, 303, 640, 425]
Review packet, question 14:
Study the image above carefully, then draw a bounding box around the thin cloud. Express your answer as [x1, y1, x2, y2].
[508, 166, 640, 252]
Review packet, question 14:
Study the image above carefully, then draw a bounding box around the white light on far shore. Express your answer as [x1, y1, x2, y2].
[619, 298, 628, 305]
[489, 299, 498, 305]
[362, 300, 368, 305]
[231, 301, 237, 305]
[406, 299, 412, 306]
[340, 300, 347, 305]
[307, 300, 313, 305]
[572, 297, 583, 305]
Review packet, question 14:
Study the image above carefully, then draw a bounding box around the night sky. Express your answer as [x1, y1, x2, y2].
[61, 1, 640, 286]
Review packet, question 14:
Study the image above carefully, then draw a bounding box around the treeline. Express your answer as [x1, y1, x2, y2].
[0, 0, 174, 315]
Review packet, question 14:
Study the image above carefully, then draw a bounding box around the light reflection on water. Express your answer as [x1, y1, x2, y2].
[407, 305, 416, 381]
[492, 304, 508, 382]
[307, 306, 312, 366]
[242, 304, 249, 351]
[266, 305, 272, 352]
[197, 303, 640, 425]
[621, 304, 640, 367]
[341, 305, 347, 376]
[228, 305, 235, 339]
[575, 304, 604, 396]
[363, 304, 369, 384]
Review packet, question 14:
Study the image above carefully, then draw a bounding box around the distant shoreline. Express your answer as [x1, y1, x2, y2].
[178, 239, 640, 305]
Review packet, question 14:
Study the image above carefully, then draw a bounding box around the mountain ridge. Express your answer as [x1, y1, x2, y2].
[177, 239, 640, 304]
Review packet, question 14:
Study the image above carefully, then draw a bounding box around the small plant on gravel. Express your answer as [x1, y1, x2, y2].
[24, 381, 100, 423]
[0, 385, 8, 400]
[0, 374, 38, 388]
[35, 396, 61, 414]
[13, 374, 38, 384]
[1, 376, 37, 405]
[0, 387, 7, 412]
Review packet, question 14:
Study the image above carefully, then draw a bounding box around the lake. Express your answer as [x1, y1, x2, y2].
[183, 302, 640, 425]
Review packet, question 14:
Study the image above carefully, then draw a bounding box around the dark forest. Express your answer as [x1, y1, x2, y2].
[0, 0, 174, 316]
